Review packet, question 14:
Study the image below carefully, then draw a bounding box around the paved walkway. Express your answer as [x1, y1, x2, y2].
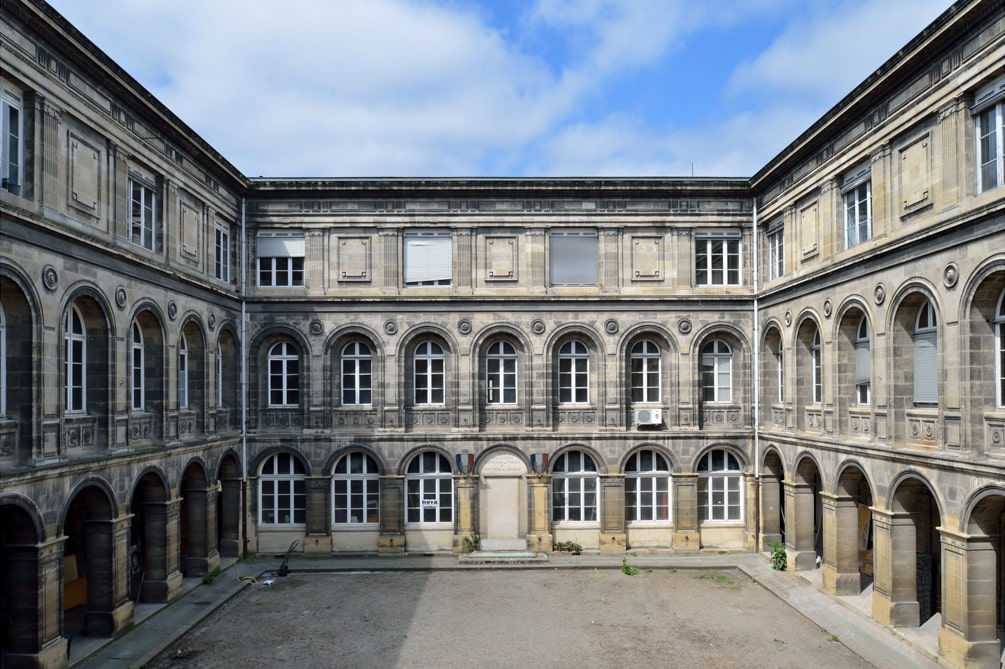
[70, 552, 942, 669]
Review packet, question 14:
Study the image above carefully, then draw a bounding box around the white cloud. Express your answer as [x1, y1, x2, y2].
[46, 0, 954, 177]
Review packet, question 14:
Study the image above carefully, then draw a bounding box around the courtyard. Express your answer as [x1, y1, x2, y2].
[145, 567, 875, 669]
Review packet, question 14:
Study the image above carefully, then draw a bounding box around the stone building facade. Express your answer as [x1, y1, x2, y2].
[1, 0, 1003, 667]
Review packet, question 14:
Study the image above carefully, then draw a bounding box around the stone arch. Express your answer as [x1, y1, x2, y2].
[475, 444, 530, 551]
[178, 315, 208, 436]
[959, 263, 1005, 455]
[693, 327, 750, 428]
[128, 469, 178, 603]
[786, 454, 824, 570]
[0, 264, 39, 466]
[759, 446, 786, 551]
[472, 325, 533, 431]
[215, 451, 243, 557]
[824, 462, 875, 595]
[621, 324, 677, 428]
[0, 496, 53, 662]
[328, 325, 383, 413]
[759, 320, 785, 427]
[834, 299, 874, 438]
[213, 325, 240, 433]
[793, 314, 824, 432]
[179, 459, 218, 576]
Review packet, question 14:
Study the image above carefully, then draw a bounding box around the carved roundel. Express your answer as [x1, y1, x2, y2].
[604, 319, 619, 335]
[167, 301, 178, 321]
[784, 310, 792, 327]
[383, 320, 398, 335]
[208, 313, 216, 331]
[309, 319, 324, 336]
[823, 299, 833, 318]
[677, 318, 692, 335]
[115, 286, 127, 309]
[457, 319, 472, 335]
[874, 283, 886, 306]
[942, 262, 959, 289]
[42, 265, 58, 291]
[531, 319, 546, 335]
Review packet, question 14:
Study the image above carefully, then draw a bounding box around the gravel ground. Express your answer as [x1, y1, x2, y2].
[148, 568, 873, 669]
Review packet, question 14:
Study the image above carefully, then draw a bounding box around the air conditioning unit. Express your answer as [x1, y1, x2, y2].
[634, 408, 663, 426]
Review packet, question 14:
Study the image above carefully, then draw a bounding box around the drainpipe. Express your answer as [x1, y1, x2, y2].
[752, 200, 761, 546]
[240, 197, 249, 556]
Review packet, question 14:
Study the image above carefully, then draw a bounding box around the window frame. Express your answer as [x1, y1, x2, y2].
[630, 340, 661, 404]
[558, 340, 590, 404]
[697, 449, 743, 522]
[551, 450, 599, 524]
[855, 318, 872, 405]
[129, 174, 158, 252]
[257, 233, 305, 288]
[178, 332, 189, 409]
[975, 76, 1005, 194]
[413, 341, 445, 405]
[1, 87, 23, 196]
[913, 301, 939, 405]
[485, 341, 517, 405]
[258, 452, 306, 526]
[550, 230, 599, 286]
[404, 231, 452, 286]
[695, 231, 741, 286]
[700, 339, 733, 403]
[624, 449, 670, 523]
[811, 328, 822, 405]
[214, 222, 231, 283]
[405, 452, 454, 525]
[131, 322, 145, 412]
[267, 341, 300, 408]
[766, 220, 784, 281]
[996, 290, 1005, 408]
[341, 341, 373, 406]
[64, 306, 86, 413]
[332, 452, 380, 525]
[842, 163, 872, 249]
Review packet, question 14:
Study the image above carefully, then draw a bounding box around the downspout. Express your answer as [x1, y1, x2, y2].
[240, 197, 249, 556]
[752, 200, 761, 548]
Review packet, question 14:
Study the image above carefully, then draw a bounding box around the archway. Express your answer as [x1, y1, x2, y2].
[129, 472, 180, 602]
[217, 454, 243, 557]
[1, 503, 41, 663]
[180, 462, 218, 576]
[477, 450, 528, 551]
[785, 456, 822, 570]
[759, 449, 785, 552]
[62, 485, 119, 637]
[823, 465, 874, 595]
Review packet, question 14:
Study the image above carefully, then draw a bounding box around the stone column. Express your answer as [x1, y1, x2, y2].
[379, 229, 400, 294]
[525, 475, 553, 553]
[452, 475, 477, 553]
[84, 515, 134, 637]
[599, 474, 626, 553]
[758, 472, 783, 552]
[744, 473, 758, 549]
[218, 477, 242, 557]
[304, 476, 332, 554]
[821, 492, 862, 595]
[784, 480, 818, 570]
[181, 484, 218, 574]
[937, 527, 1002, 668]
[871, 507, 921, 627]
[378, 475, 406, 553]
[672, 473, 700, 551]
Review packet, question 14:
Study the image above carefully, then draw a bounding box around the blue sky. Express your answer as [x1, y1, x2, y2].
[46, 0, 950, 178]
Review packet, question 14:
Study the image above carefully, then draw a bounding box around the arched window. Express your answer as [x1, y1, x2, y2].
[558, 341, 589, 404]
[486, 341, 517, 404]
[697, 449, 742, 522]
[341, 341, 372, 406]
[996, 290, 1005, 407]
[333, 452, 380, 525]
[178, 332, 189, 409]
[413, 341, 444, 405]
[406, 452, 453, 524]
[630, 340, 661, 404]
[551, 450, 598, 522]
[625, 450, 670, 522]
[700, 339, 732, 403]
[811, 329, 822, 404]
[855, 318, 871, 405]
[914, 301, 938, 404]
[64, 306, 86, 412]
[215, 342, 223, 406]
[131, 322, 145, 411]
[776, 339, 784, 403]
[259, 452, 306, 525]
[268, 341, 299, 407]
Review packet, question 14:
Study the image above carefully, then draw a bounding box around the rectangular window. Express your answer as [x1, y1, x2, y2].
[130, 176, 158, 251]
[766, 220, 783, 281]
[215, 223, 231, 283]
[257, 233, 305, 287]
[550, 230, 598, 285]
[1, 88, 23, 196]
[842, 163, 871, 249]
[404, 232, 452, 286]
[975, 76, 1005, 193]
[695, 231, 741, 286]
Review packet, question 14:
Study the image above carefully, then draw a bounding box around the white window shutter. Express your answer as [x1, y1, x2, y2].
[913, 332, 938, 403]
[405, 235, 452, 283]
[855, 340, 871, 385]
[551, 232, 598, 285]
